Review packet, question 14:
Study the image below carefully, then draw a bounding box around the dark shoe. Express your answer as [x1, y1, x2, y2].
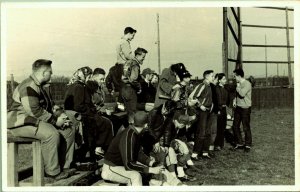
[178, 175, 197, 182]
[230, 144, 244, 151]
[214, 146, 222, 151]
[208, 151, 216, 158]
[244, 146, 251, 153]
[45, 171, 69, 180]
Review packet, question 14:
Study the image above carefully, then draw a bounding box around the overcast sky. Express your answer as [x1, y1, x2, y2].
[3, 3, 295, 82]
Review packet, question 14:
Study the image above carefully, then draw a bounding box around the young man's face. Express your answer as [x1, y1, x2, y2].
[136, 52, 146, 63]
[146, 74, 153, 81]
[128, 32, 135, 41]
[206, 72, 214, 83]
[219, 76, 227, 85]
[151, 75, 158, 84]
[233, 73, 241, 83]
[42, 66, 53, 83]
[93, 74, 105, 86]
[183, 77, 191, 84]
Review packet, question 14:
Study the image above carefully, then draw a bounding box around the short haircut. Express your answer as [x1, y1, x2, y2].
[173, 111, 189, 125]
[233, 68, 244, 77]
[134, 47, 148, 56]
[124, 27, 137, 35]
[93, 68, 106, 76]
[217, 73, 226, 81]
[203, 70, 214, 78]
[32, 59, 52, 72]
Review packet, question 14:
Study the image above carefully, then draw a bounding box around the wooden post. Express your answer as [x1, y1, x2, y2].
[238, 7, 243, 69]
[265, 34, 268, 86]
[32, 141, 44, 186]
[285, 7, 292, 87]
[223, 8, 229, 77]
[7, 143, 18, 187]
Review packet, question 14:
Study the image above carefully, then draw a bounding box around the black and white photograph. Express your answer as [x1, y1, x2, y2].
[1, 1, 299, 191]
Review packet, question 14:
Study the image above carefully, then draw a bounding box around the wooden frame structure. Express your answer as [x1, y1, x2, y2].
[223, 7, 294, 87]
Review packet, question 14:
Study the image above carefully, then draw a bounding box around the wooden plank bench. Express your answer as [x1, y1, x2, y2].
[7, 131, 44, 186]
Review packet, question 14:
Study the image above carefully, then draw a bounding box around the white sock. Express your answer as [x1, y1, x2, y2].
[203, 152, 208, 156]
[209, 145, 214, 151]
[177, 166, 185, 178]
[191, 153, 198, 158]
[187, 160, 194, 166]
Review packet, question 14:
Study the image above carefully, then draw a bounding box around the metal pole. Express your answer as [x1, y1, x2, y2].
[265, 34, 268, 86]
[223, 7, 229, 77]
[285, 7, 292, 87]
[157, 13, 161, 74]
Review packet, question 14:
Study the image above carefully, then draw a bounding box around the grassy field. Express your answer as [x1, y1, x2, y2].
[14, 108, 294, 185]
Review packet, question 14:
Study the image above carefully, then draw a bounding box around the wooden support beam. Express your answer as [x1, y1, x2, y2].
[242, 24, 294, 30]
[243, 60, 294, 64]
[257, 7, 294, 11]
[243, 44, 294, 48]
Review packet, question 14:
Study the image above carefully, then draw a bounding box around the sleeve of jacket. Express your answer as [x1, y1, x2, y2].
[215, 87, 223, 112]
[137, 148, 151, 166]
[129, 62, 140, 83]
[20, 86, 56, 125]
[159, 69, 175, 95]
[72, 84, 91, 115]
[105, 68, 113, 93]
[163, 122, 173, 147]
[121, 130, 150, 173]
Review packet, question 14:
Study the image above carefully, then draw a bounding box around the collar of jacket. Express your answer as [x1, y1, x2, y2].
[30, 74, 51, 88]
[133, 57, 142, 65]
[203, 79, 211, 86]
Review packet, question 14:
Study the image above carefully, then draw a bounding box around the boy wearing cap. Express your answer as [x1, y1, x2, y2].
[162, 112, 197, 182]
[137, 68, 156, 111]
[101, 111, 164, 186]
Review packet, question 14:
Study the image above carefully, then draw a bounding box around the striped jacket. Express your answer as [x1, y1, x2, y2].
[104, 125, 151, 173]
[189, 80, 212, 109]
[7, 75, 57, 129]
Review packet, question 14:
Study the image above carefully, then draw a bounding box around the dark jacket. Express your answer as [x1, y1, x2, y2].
[163, 120, 181, 147]
[7, 75, 57, 129]
[215, 85, 229, 112]
[104, 126, 151, 173]
[64, 81, 97, 118]
[138, 78, 156, 104]
[105, 63, 124, 93]
[154, 68, 177, 108]
[147, 105, 173, 141]
[189, 80, 212, 109]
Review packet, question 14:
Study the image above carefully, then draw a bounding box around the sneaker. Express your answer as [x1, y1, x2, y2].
[244, 146, 251, 153]
[178, 175, 197, 182]
[45, 171, 69, 180]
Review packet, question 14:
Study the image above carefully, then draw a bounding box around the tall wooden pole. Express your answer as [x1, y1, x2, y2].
[223, 8, 229, 78]
[238, 7, 243, 69]
[157, 13, 161, 74]
[265, 34, 268, 86]
[285, 7, 292, 87]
